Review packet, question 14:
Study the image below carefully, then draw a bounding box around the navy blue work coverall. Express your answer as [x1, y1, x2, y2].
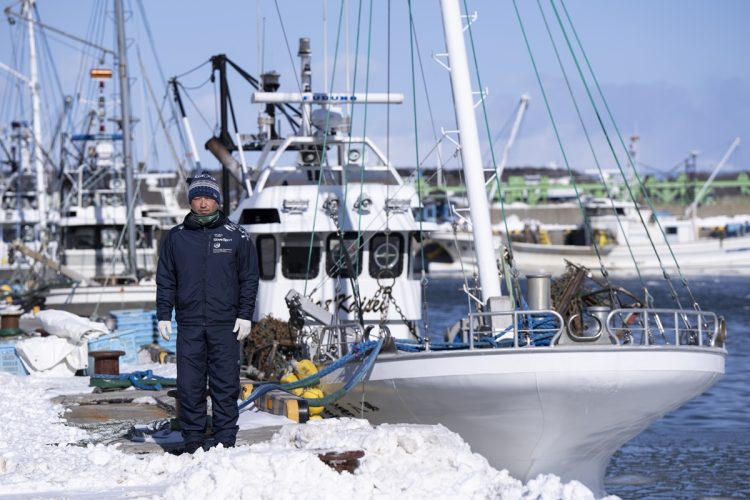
[156, 212, 258, 446]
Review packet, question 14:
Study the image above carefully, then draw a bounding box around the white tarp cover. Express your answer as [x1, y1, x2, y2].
[35, 310, 109, 342]
[14, 310, 110, 374]
[15, 337, 88, 374]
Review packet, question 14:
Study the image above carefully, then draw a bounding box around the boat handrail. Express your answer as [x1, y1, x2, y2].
[467, 309, 564, 348]
[606, 308, 720, 347]
[253, 135, 402, 192]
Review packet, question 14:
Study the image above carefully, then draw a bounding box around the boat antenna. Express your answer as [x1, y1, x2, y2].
[115, 0, 138, 277]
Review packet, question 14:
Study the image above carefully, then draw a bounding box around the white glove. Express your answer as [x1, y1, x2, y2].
[233, 318, 252, 341]
[158, 320, 172, 341]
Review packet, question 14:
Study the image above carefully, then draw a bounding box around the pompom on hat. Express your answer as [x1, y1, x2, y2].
[187, 172, 222, 205]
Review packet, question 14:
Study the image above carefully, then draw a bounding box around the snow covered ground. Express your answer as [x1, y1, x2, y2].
[0, 367, 613, 499]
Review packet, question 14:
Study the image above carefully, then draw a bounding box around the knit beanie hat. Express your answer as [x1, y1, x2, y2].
[188, 172, 222, 205]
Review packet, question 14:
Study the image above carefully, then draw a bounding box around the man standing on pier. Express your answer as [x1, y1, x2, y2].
[156, 172, 258, 453]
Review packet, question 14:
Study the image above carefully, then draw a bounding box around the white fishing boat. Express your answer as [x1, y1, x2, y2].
[224, 47, 425, 341]
[425, 196, 750, 277]
[226, 2, 727, 495]
[0, 1, 52, 283]
[32, 0, 178, 316]
[0, 123, 44, 281]
[343, 5, 722, 493]
[423, 132, 747, 278]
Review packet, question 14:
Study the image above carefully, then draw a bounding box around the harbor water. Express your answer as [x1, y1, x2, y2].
[425, 275, 750, 499]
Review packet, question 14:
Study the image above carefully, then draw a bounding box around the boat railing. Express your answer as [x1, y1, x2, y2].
[463, 307, 721, 350]
[467, 309, 564, 348]
[606, 308, 721, 348]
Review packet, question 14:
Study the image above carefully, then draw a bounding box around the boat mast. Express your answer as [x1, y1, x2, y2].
[23, 0, 48, 236]
[439, 0, 502, 302]
[114, 0, 138, 276]
[299, 38, 313, 136]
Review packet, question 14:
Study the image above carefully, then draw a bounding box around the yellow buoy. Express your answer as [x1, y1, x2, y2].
[293, 359, 318, 379]
[280, 372, 304, 396]
[302, 387, 325, 416]
[240, 383, 254, 400]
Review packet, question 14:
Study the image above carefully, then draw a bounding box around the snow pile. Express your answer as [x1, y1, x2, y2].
[0, 373, 609, 499]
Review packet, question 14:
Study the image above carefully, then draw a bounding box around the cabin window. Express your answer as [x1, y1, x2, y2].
[326, 232, 364, 278]
[281, 234, 321, 279]
[239, 208, 281, 224]
[369, 233, 403, 278]
[101, 228, 118, 248]
[63, 225, 154, 250]
[256, 235, 276, 280]
[64, 227, 96, 250]
[586, 206, 626, 217]
[136, 226, 153, 249]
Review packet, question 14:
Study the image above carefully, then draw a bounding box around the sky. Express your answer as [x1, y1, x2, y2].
[1, 0, 748, 178]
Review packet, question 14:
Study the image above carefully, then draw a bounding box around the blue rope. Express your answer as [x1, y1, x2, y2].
[238, 339, 384, 411]
[394, 308, 559, 352]
[90, 370, 176, 391]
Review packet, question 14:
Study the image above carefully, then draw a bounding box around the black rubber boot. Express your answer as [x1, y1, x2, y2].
[183, 441, 204, 454]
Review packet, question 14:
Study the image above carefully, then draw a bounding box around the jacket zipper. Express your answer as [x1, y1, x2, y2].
[203, 226, 208, 325]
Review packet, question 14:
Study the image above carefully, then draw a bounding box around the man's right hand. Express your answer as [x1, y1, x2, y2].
[158, 320, 172, 341]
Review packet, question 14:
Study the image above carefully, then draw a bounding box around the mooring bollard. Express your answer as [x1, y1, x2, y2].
[89, 350, 126, 375]
[0, 310, 24, 336]
[317, 450, 365, 473]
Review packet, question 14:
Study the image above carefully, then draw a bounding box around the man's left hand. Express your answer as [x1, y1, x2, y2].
[233, 318, 252, 341]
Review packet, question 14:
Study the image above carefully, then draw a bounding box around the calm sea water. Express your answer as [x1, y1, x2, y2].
[424, 275, 750, 499]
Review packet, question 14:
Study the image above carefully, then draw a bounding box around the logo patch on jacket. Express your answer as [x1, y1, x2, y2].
[212, 235, 233, 253]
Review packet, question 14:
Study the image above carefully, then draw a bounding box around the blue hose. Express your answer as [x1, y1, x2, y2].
[238, 338, 384, 411]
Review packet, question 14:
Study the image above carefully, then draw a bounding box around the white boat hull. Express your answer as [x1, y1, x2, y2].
[511, 237, 750, 276]
[424, 230, 750, 276]
[43, 283, 156, 316]
[323, 346, 725, 495]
